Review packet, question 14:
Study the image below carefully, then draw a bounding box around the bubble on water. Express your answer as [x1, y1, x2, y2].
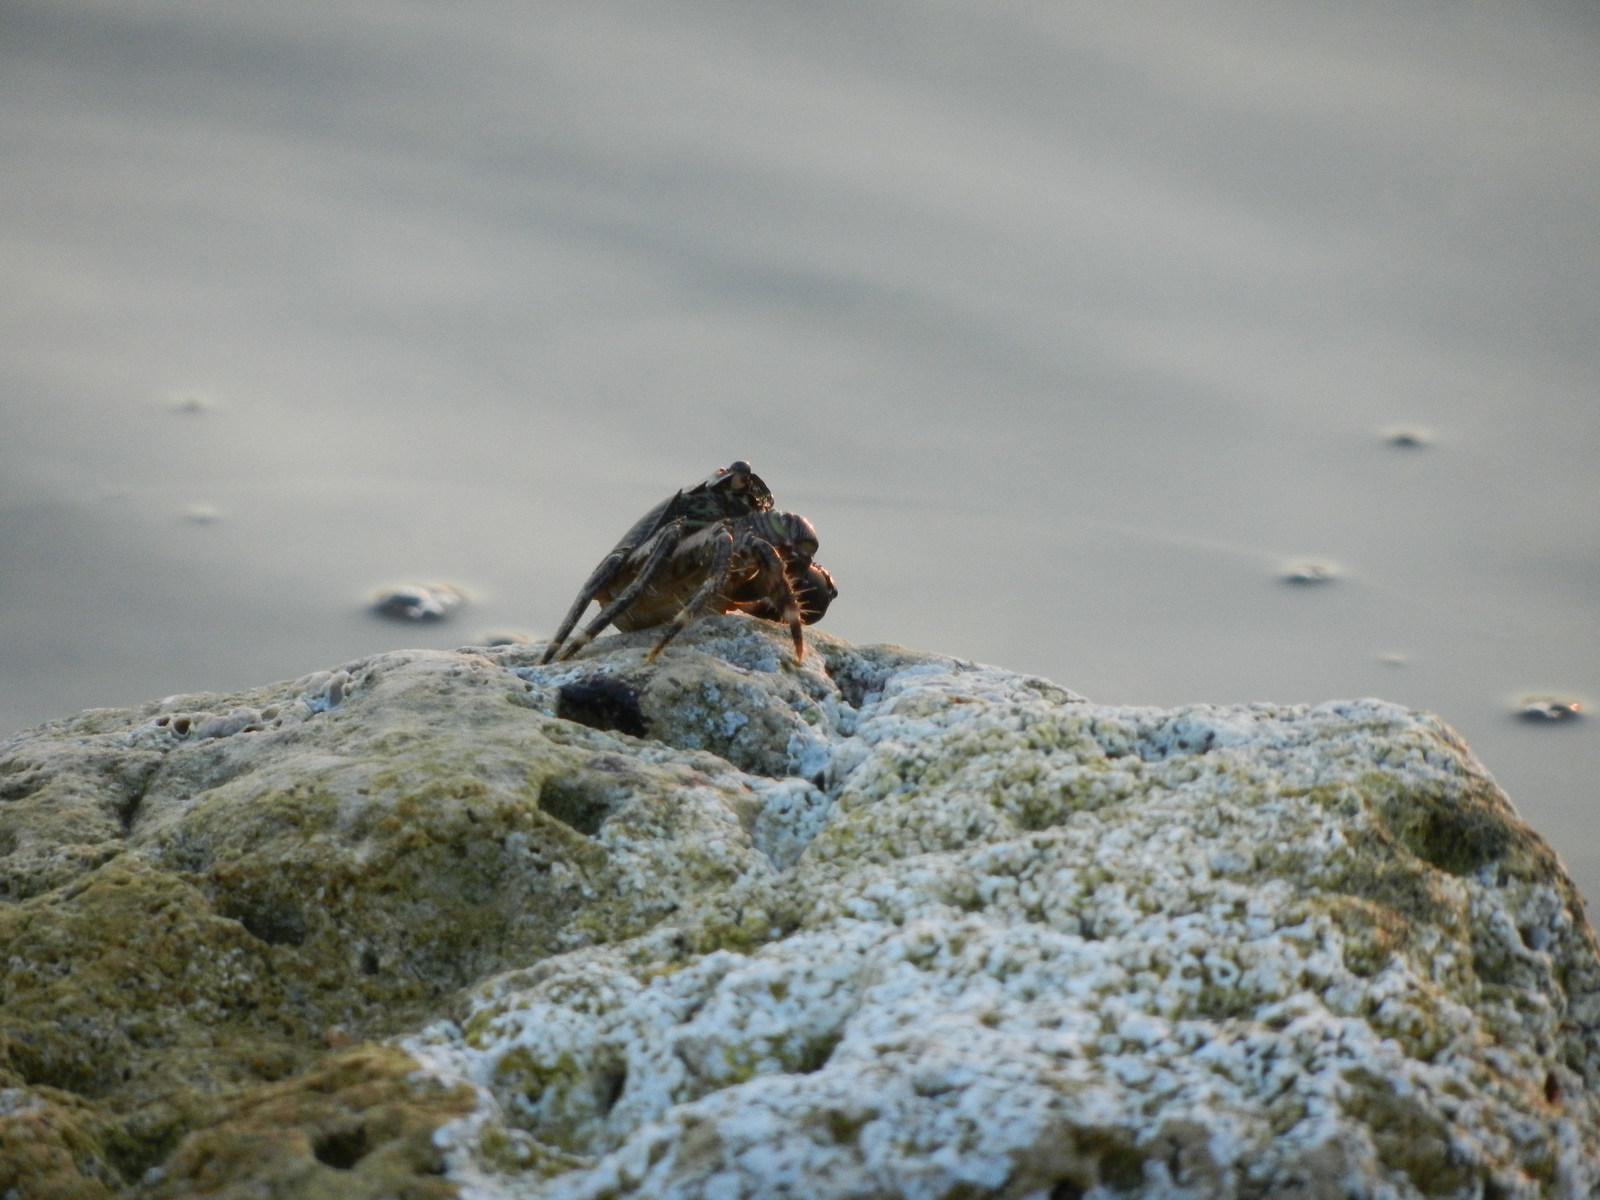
[1280, 559, 1338, 585]
[477, 631, 533, 646]
[1380, 424, 1433, 448]
[1515, 695, 1584, 723]
[371, 583, 469, 622]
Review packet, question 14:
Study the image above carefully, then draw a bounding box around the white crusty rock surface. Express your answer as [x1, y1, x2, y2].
[1, 615, 1597, 1199]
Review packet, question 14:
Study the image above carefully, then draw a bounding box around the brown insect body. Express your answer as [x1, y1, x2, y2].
[539, 463, 837, 665]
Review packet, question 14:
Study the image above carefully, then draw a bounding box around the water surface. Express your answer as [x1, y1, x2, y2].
[4, 0, 1597, 903]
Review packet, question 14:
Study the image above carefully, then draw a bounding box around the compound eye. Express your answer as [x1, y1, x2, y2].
[794, 538, 818, 559]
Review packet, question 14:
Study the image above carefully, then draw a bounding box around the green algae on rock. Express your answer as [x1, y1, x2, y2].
[139, 1046, 478, 1200]
[0, 615, 1597, 1198]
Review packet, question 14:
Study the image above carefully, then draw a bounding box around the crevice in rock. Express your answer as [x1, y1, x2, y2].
[0, 758, 46, 802]
[219, 893, 309, 947]
[814, 643, 903, 710]
[312, 1123, 371, 1170]
[538, 774, 616, 836]
[116, 774, 154, 836]
[796, 1031, 840, 1074]
[1131, 722, 1216, 761]
[598, 1064, 628, 1115]
[1405, 799, 1509, 877]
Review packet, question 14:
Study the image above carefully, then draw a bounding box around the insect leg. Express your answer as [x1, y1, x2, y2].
[794, 563, 837, 625]
[646, 525, 735, 661]
[748, 538, 805, 662]
[554, 519, 686, 661]
[538, 552, 628, 664]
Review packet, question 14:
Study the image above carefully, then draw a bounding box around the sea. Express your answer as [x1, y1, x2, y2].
[3, 0, 1596, 907]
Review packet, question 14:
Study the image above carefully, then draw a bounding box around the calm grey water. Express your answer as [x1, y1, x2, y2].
[4, 1, 1597, 906]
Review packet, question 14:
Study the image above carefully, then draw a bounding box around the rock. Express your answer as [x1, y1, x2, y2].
[0, 614, 1596, 1198]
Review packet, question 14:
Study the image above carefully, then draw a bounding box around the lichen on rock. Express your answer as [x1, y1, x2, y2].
[0, 613, 1596, 1198]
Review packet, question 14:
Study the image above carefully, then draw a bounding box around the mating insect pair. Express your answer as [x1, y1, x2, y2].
[538, 461, 837, 665]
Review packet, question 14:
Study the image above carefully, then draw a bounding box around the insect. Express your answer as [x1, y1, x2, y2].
[538, 461, 837, 665]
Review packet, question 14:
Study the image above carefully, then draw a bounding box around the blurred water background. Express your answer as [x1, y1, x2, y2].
[3, 1, 1597, 906]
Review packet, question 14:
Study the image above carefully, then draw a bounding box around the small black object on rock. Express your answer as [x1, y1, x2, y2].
[556, 676, 649, 739]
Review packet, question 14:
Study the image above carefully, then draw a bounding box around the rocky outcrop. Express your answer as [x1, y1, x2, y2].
[1, 615, 1596, 1198]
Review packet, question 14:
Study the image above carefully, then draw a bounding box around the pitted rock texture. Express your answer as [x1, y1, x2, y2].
[0, 614, 1595, 1199]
